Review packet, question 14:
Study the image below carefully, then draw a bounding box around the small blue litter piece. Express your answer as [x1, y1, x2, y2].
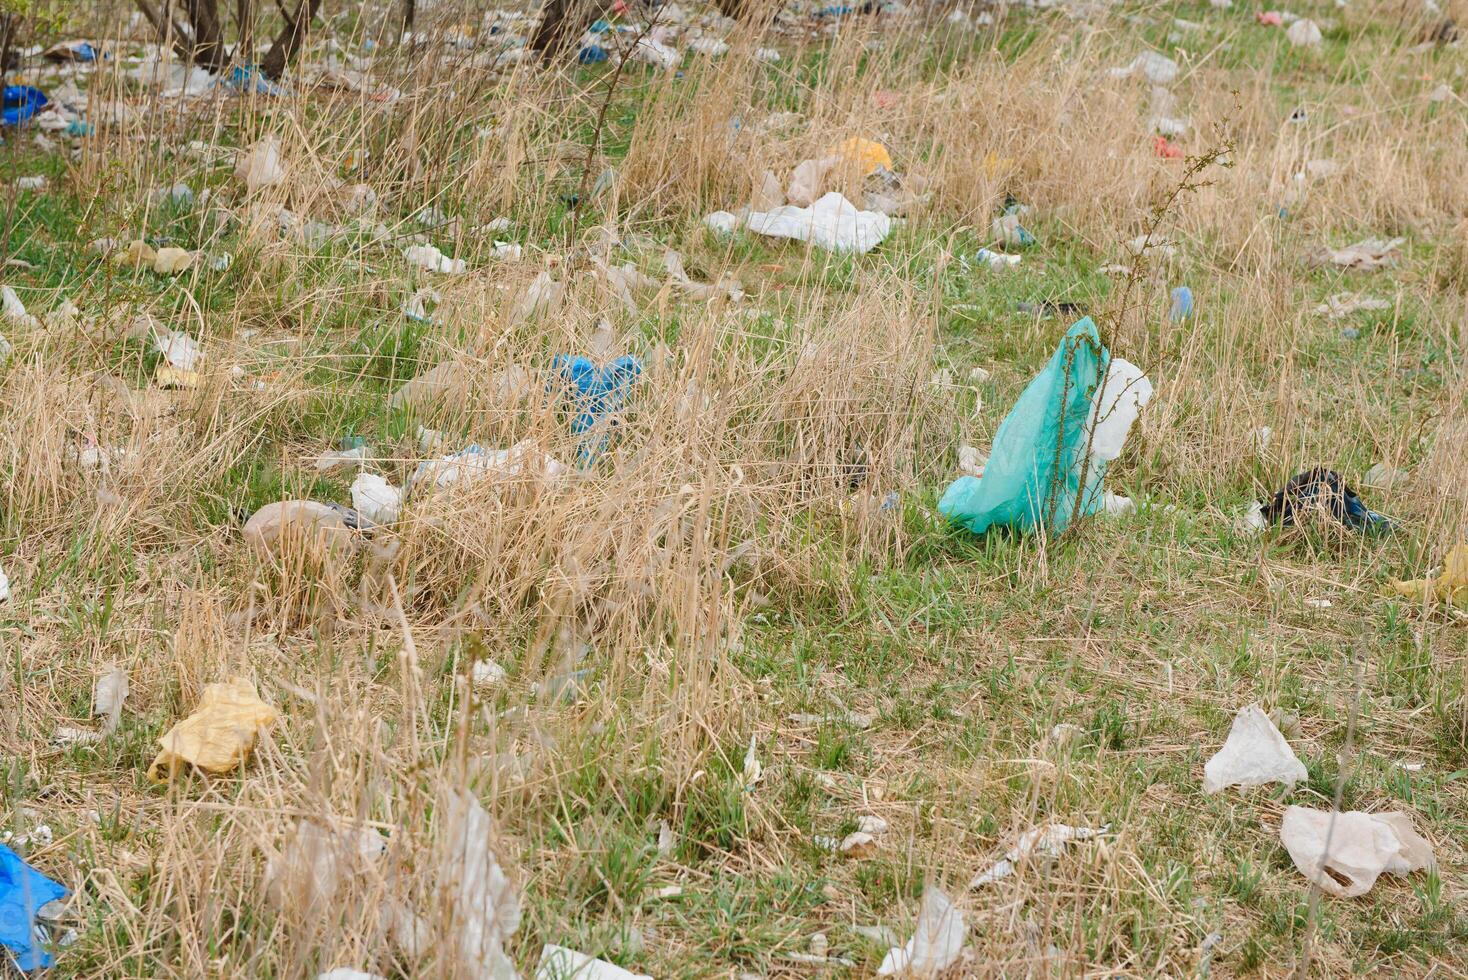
[65, 119, 94, 137]
[0, 844, 69, 972]
[549, 354, 642, 464]
[578, 44, 610, 64]
[2, 86, 49, 127]
[225, 65, 288, 97]
[590, 19, 613, 33]
[1168, 285, 1194, 321]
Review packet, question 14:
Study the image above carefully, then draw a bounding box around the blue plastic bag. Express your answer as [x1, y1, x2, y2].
[225, 66, 288, 97]
[2, 87, 49, 127]
[550, 354, 641, 464]
[939, 318, 1109, 536]
[0, 844, 68, 971]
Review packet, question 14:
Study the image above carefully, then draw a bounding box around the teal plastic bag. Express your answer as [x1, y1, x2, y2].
[939, 317, 1109, 535]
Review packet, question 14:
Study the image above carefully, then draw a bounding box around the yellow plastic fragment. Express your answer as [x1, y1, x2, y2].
[148, 677, 279, 782]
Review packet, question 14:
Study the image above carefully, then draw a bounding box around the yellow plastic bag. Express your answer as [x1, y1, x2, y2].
[148, 677, 279, 782]
[1387, 543, 1468, 605]
[834, 137, 892, 175]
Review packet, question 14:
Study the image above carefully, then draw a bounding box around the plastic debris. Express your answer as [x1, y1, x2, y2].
[630, 33, 680, 69]
[973, 247, 1021, 270]
[0, 567, 9, 602]
[876, 886, 965, 977]
[1279, 806, 1434, 897]
[663, 250, 743, 302]
[970, 823, 1108, 888]
[1362, 462, 1408, 489]
[15, 176, 46, 191]
[1310, 237, 1404, 271]
[411, 441, 567, 492]
[991, 214, 1034, 248]
[1153, 135, 1184, 159]
[741, 734, 763, 788]
[317, 971, 387, 980]
[746, 192, 891, 254]
[578, 44, 610, 64]
[2, 286, 37, 328]
[471, 660, 508, 687]
[148, 677, 279, 782]
[941, 318, 1148, 536]
[404, 244, 467, 275]
[351, 473, 403, 524]
[155, 331, 204, 371]
[42, 40, 100, 63]
[243, 500, 361, 556]
[550, 354, 642, 463]
[1387, 543, 1468, 605]
[1108, 51, 1179, 85]
[0, 844, 68, 971]
[235, 137, 287, 191]
[2, 86, 49, 127]
[834, 137, 893, 175]
[536, 945, 652, 980]
[388, 360, 468, 412]
[153, 247, 194, 275]
[1261, 468, 1390, 532]
[704, 211, 738, 235]
[1168, 285, 1194, 321]
[1286, 19, 1323, 45]
[512, 272, 565, 325]
[438, 790, 522, 979]
[689, 36, 729, 57]
[1313, 293, 1389, 318]
[226, 65, 288, 96]
[316, 444, 370, 473]
[1202, 705, 1307, 794]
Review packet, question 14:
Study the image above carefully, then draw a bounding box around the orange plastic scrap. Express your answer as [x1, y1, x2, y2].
[148, 677, 279, 782]
[1387, 543, 1468, 605]
[833, 137, 893, 175]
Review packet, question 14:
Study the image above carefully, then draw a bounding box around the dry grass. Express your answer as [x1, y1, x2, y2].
[1, 0, 1466, 975]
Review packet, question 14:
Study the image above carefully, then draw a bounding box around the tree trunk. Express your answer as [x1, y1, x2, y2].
[530, 0, 601, 62]
[403, 0, 416, 34]
[184, 0, 228, 71]
[259, 0, 321, 78]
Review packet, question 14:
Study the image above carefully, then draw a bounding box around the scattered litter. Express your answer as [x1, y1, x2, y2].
[957, 445, 986, 478]
[148, 677, 279, 782]
[1313, 293, 1389, 319]
[404, 244, 467, 275]
[388, 360, 469, 412]
[689, 36, 729, 57]
[536, 945, 652, 980]
[317, 971, 386, 980]
[1362, 463, 1407, 489]
[512, 272, 565, 324]
[243, 500, 361, 556]
[235, 137, 287, 191]
[550, 354, 642, 463]
[1304, 597, 1332, 609]
[1310, 237, 1404, 271]
[1109, 51, 1179, 85]
[837, 832, 878, 858]
[411, 441, 567, 492]
[941, 318, 1150, 536]
[991, 214, 1034, 248]
[746, 192, 891, 254]
[153, 247, 194, 275]
[351, 473, 403, 524]
[664, 250, 743, 302]
[1279, 806, 1434, 897]
[1168, 286, 1194, 321]
[630, 34, 680, 70]
[1286, 19, 1323, 45]
[834, 137, 893, 175]
[741, 734, 763, 788]
[0, 843, 69, 971]
[1261, 468, 1391, 532]
[2, 86, 49, 127]
[2, 286, 37, 328]
[1202, 705, 1307, 794]
[1153, 135, 1184, 159]
[315, 444, 371, 474]
[876, 886, 965, 977]
[704, 211, 738, 235]
[154, 331, 204, 372]
[1387, 543, 1468, 605]
[0, 567, 9, 603]
[471, 660, 508, 687]
[15, 175, 46, 191]
[439, 790, 522, 978]
[970, 823, 1108, 888]
[973, 247, 1021, 270]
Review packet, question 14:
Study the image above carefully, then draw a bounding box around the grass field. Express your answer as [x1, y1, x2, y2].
[1, 0, 1466, 975]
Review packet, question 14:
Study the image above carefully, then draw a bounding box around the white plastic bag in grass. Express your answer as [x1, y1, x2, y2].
[404, 244, 467, 275]
[1108, 51, 1179, 84]
[1203, 705, 1306, 794]
[1279, 806, 1434, 897]
[876, 886, 965, 977]
[439, 790, 521, 980]
[1287, 18, 1322, 46]
[1083, 356, 1153, 463]
[969, 823, 1108, 888]
[351, 472, 403, 524]
[235, 137, 287, 191]
[535, 945, 653, 980]
[746, 192, 891, 255]
[0, 566, 9, 602]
